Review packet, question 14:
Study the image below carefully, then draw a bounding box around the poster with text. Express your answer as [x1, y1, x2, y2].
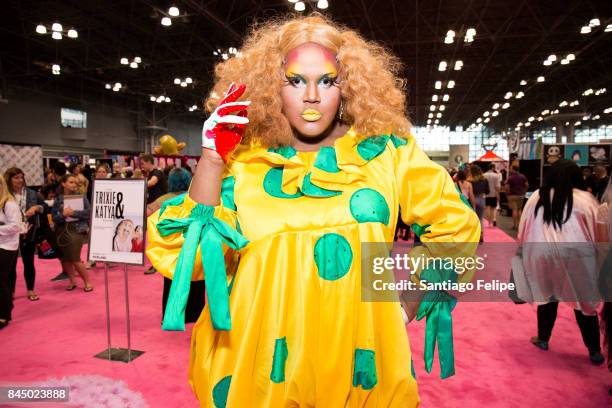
[88, 179, 146, 265]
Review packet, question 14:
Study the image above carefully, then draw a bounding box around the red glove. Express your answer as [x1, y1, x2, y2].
[202, 83, 250, 161]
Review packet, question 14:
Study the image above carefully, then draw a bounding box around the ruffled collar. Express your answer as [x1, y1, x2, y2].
[230, 128, 406, 197]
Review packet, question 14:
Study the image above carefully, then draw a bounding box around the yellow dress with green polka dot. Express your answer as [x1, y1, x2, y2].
[146, 128, 480, 407]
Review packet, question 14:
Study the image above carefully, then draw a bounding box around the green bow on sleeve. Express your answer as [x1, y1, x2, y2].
[416, 267, 457, 379]
[156, 204, 248, 331]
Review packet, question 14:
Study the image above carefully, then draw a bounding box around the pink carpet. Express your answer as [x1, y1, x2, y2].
[1, 226, 609, 407]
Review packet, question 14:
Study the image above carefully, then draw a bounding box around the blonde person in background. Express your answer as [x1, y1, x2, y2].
[0, 176, 28, 329]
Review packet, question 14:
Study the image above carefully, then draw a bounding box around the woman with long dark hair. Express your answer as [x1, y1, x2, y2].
[52, 174, 93, 292]
[4, 167, 46, 301]
[518, 159, 604, 364]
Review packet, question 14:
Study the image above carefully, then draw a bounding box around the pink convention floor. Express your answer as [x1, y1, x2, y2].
[1, 226, 610, 407]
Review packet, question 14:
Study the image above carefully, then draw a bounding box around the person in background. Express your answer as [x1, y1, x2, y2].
[52, 174, 93, 292]
[4, 167, 46, 301]
[596, 178, 612, 395]
[519, 159, 604, 364]
[141, 154, 166, 205]
[505, 164, 529, 230]
[146, 167, 203, 322]
[456, 169, 476, 209]
[144, 167, 191, 276]
[582, 167, 596, 194]
[470, 165, 489, 242]
[133, 168, 144, 179]
[111, 162, 123, 179]
[94, 163, 110, 180]
[0, 176, 28, 329]
[44, 168, 56, 187]
[68, 163, 89, 196]
[484, 163, 501, 227]
[123, 166, 134, 179]
[593, 165, 609, 202]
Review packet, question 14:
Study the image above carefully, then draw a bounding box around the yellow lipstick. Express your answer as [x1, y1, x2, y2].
[301, 109, 322, 122]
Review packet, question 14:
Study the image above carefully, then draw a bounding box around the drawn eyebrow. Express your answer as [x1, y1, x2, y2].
[285, 72, 306, 82]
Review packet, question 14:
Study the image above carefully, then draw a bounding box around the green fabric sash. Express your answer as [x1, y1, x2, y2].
[156, 204, 248, 331]
[416, 267, 457, 379]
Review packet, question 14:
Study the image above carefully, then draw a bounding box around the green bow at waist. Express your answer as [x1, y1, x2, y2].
[156, 203, 248, 331]
[416, 267, 457, 379]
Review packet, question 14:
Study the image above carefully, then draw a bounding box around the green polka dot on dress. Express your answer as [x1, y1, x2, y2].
[349, 188, 390, 225]
[313, 233, 353, 280]
[212, 375, 231, 408]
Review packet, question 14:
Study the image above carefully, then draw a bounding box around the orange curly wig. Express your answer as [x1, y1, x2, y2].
[205, 13, 411, 147]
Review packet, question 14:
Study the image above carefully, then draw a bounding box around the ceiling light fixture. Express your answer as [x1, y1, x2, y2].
[453, 60, 463, 70]
[295, 1, 306, 11]
[520, 80, 527, 86]
[35, 24, 47, 34]
[438, 61, 447, 71]
[443, 94, 450, 102]
[161, 17, 172, 26]
[537, 76, 545, 83]
[168, 6, 180, 17]
[447, 80, 455, 89]
[444, 30, 455, 44]
[317, 0, 329, 9]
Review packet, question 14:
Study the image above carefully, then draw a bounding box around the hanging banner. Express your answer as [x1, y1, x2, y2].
[88, 179, 147, 265]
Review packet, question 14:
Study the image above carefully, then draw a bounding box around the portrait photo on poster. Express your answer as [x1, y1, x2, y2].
[589, 144, 610, 164]
[564, 144, 588, 166]
[88, 178, 147, 265]
[112, 219, 144, 253]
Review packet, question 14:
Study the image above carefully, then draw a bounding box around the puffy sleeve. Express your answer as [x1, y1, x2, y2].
[146, 172, 242, 282]
[395, 135, 481, 279]
[146, 168, 247, 331]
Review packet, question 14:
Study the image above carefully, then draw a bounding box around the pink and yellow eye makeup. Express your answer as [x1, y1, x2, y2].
[285, 47, 337, 80]
[283, 44, 339, 123]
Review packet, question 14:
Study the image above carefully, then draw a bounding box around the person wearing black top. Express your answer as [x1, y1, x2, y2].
[140, 154, 166, 204]
[592, 165, 609, 202]
[470, 165, 490, 243]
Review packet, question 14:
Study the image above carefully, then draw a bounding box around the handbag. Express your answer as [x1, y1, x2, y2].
[37, 238, 59, 259]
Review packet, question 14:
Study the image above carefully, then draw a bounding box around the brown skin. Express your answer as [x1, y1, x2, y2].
[190, 44, 420, 322]
[280, 43, 349, 151]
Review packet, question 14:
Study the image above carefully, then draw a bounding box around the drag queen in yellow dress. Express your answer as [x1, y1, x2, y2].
[147, 14, 479, 407]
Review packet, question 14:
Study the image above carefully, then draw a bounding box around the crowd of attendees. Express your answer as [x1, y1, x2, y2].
[1, 154, 611, 394]
[0, 155, 193, 330]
